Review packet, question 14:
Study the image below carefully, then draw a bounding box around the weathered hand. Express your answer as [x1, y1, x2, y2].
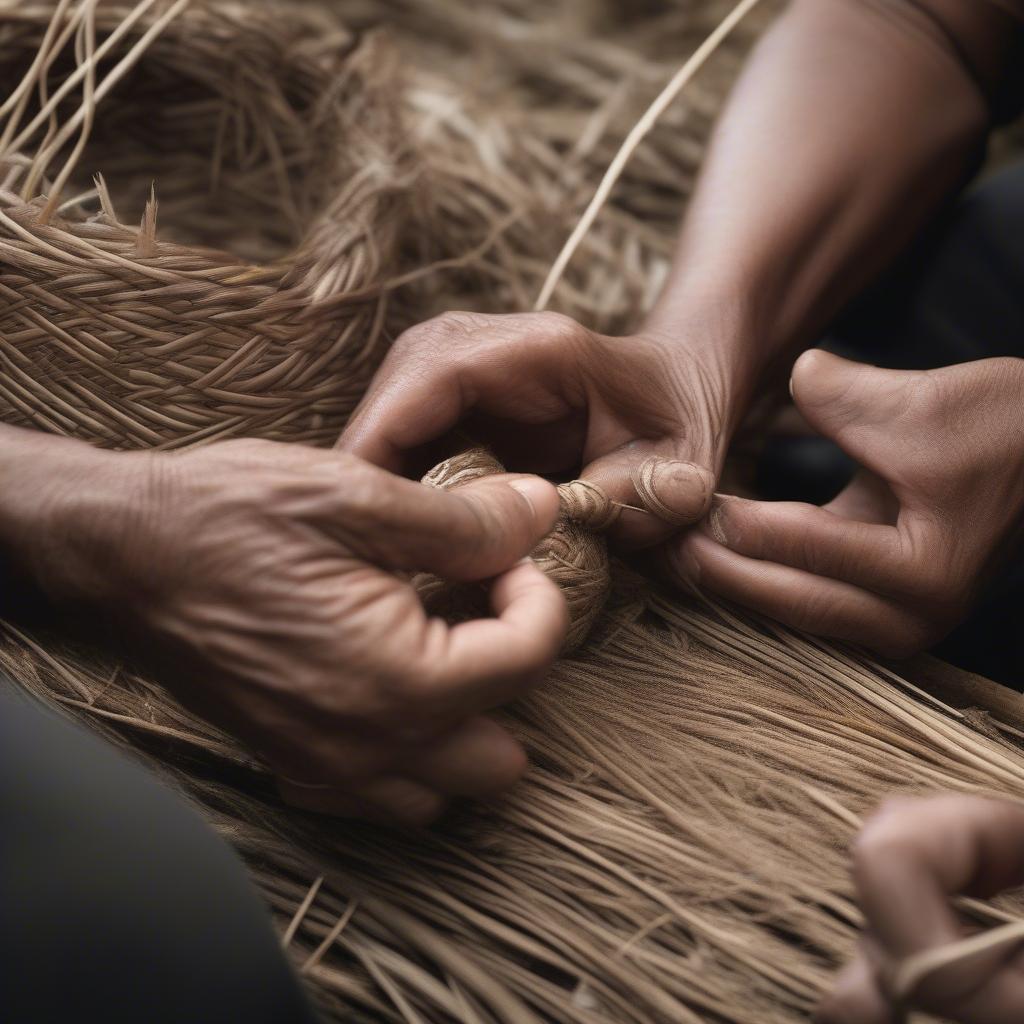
[339, 311, 733, 547]
[669, 353, 1024, 657]
[816, 795, 1024, 1024]
[16, 436, 566, 824]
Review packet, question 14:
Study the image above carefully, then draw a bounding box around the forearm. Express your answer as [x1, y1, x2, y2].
[647, 0, 1013, 403]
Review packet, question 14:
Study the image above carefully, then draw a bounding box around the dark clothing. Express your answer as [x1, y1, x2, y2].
[0, 683, 319, 1024]
[757, 160, 1024, 688]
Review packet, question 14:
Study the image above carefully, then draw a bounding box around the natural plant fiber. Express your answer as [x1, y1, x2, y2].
[422, 448, 618, 652]
[2, 2, 1023, 1023]
[0, 0, 413, 448]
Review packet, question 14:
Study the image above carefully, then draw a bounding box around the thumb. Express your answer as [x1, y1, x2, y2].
[790, 350, 922, 476]
[411, 473, 561, 581]
[314, 462, 560, 579]
[582, 445, 715, 549]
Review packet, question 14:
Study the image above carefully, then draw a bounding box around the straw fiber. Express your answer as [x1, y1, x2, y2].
[1, 3, 1022, 1023]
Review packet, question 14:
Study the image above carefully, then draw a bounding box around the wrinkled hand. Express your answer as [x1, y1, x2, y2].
[339, 311, 731, 547]
[816, 795, 1024, 1024]
[23, 438, 566, 824]
[670, 353, 1024, 657]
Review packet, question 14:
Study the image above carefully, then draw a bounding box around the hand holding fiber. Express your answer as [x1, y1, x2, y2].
[421, 449, 617, 652]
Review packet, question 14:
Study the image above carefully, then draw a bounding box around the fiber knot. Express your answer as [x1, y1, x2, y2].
[420, 450, 612, 651]
[557, 479, 620, 532]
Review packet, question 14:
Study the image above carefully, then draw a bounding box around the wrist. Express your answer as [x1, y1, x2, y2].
[0, 427, 153, 609]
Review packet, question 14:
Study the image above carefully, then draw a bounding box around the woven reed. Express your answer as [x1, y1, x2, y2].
[2, 3, 1023, 1023]
[421, 449, 616, 652]
[0, 1, 412, 448]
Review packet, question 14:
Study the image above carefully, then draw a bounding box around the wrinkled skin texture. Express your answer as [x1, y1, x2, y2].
[670, 353, 1024, 658]
[816, 795, 1024, 1024]
[7, 435, 567, 824]
[339, 311, 726, 548]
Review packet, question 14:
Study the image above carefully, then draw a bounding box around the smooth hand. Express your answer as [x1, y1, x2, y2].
[339, 311, 739, 547]
[670, 353, 1024, 657]
[9, 436, 566, 824]
[816, 795, 1024, 1023]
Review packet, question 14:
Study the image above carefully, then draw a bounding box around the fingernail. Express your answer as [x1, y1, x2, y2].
[635, 457, 713, 527]
[508, 476, 555, 522]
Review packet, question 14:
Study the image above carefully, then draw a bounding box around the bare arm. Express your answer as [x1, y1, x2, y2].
[647, 0, 1019, 400]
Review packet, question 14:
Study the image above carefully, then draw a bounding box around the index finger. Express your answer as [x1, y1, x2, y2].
[338, 349, 466, 472]
[407, 560, 568, 720]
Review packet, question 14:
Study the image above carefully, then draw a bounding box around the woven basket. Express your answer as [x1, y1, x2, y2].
[0, 1, 410, 449]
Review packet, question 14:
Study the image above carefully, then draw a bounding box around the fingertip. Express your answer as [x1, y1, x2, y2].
[481, 723, 529, 790]
[791, 347, 842, 387]
[506, 474, 561, 535]
[429, 561, 565, 714]
[790, 349, 841, 412]
[491, 558, 569, 642]
[634, 456, 714, 528]
[445, 475, 560, 580]
[354, 777, 447, 827]
[276, 777, 361, 817]
[501, 734, 530, 784]
[706, 494, 737, 546]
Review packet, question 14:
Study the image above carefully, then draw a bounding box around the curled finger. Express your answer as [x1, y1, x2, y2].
[409, 559, 568, 720]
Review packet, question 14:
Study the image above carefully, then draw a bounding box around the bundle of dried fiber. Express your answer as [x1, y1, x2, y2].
[4, 589, 1023, 1024]
[337, 0, 777, 332]
[3, 2, 1024, 1023]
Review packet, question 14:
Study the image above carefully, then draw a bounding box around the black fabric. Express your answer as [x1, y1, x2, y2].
[0, 683, 319, 1024]
[760, 160, 1024, 688]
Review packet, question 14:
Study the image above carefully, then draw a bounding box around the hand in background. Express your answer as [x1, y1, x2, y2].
[6, 434, 566, 824]
[669, 353, 1024, 657]
[338, 310, 734, 547]
[816, 795, 1024, 1023]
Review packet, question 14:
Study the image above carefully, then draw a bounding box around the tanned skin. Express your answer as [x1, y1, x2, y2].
[0, 427, 566, 825]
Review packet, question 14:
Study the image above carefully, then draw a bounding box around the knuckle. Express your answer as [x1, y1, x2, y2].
[469, 311, 587, 359]
[378, 648, 451, 716]
[905, 371, 943, 413]
[529, 311, 589, 349]
[334, 457, 384, 515]
[794, 516, 835, 576]
[204, 437, 278, 465]
[397, 310, 493, 353]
